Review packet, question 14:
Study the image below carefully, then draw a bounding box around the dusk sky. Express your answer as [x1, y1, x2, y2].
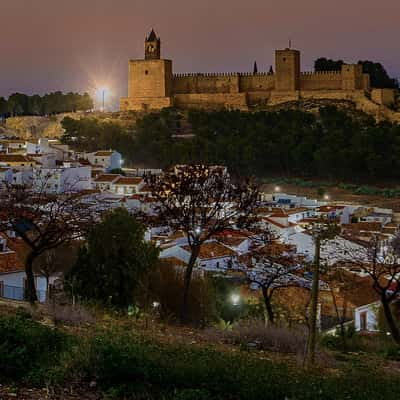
[1, 0, 399, 102]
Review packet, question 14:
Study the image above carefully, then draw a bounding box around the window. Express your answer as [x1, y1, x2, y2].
[145, 70, 149, 75]
[283, 57, 286, 62]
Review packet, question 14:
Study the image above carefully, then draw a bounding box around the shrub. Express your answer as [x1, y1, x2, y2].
[45, 303, 96, 326]
[149, 264, 216, 326]
[206, 320, 307, 355]
[0, 314, 67, 383]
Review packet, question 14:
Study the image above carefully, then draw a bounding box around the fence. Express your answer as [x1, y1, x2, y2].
[0, 284, 47, 303]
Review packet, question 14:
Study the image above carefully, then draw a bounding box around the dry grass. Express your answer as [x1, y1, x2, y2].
[45, 303, 96, 326]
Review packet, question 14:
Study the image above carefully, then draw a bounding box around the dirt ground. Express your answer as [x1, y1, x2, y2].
[262, 183, 400, 213]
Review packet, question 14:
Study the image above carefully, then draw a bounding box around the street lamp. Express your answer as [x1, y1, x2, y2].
[274, 186, 281, 192]
[230, 293, 240, 306]
[324, 194, 330, 201]
[96, 86, 110, 111]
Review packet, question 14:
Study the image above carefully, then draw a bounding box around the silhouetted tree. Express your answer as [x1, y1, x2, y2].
[147, 164, 259, 322]
[66, 208, 158, 307]
[0, 178, 94, 303]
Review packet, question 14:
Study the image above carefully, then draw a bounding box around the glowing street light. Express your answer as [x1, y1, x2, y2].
[274, 186, 281, 192]
[96, 86, 111, 111]
[324, 194, 330, 201]
[230, 293, 240, 306]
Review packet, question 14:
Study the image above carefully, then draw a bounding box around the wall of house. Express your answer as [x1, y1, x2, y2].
[355, 303, 380, 332]
[0, 272, 52, 302]
[198, 256, 235, 271]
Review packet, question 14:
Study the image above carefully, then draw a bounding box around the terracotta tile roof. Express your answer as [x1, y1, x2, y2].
[182, 241, 236, 260]
[342, 222, 382, 232]
[94, 174, 120, 183]
[317, 205, 345, 213]
[113, 176, 143, 185]
[0, 251, 24, 273]
[78, 158, 92, 166]
[0, 237, 28, 274]
[257, 242, 296, 257]
[218, 236, 248, 247]
[0, 154, 36, 163]
[324, 269, 380, 308]
[269, 208, 289, 218]
[264, 217, 295, 229]
[286, 207, 310, 214]
[94, 151, 113, 156]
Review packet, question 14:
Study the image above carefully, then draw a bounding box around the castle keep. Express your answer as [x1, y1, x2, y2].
[120, 30, 393, 112]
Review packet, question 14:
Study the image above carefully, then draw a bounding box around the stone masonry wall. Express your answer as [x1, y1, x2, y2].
[300, 72, 342, 90]
[172, 74, 239, 94]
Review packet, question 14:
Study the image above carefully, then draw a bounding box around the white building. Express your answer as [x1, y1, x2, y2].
[354, 301, 380, 332]
[0, 236, 55, 303]
[110, 176, 144, 195]
[160, 240, 238, 272]
[33, 166, 91, 193]
[86, 150, 122, 171]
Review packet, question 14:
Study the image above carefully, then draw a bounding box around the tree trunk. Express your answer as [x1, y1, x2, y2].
[382, 296, 400, 345]
[306, 235, 320, 367]
[262, 287, 274, 325]
[181, 245, 200, 323]
[25, 253, 38, 304]
[330, 285, 346, 351]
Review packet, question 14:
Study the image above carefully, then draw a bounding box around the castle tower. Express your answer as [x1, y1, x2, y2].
[145, 29, 161, 60]
[275, 48, 300, 91]
[341, 64, 364, 90]
[120, 30, 173, 112]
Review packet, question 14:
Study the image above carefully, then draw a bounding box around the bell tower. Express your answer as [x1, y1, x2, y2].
[120, 29, 172, 112]
[145, 29, 161, 60]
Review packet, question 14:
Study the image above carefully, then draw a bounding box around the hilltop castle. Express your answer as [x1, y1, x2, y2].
[120, 30, 396, 112]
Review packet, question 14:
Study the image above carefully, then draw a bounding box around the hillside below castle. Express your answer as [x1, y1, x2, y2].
[120, 30, 399, 122]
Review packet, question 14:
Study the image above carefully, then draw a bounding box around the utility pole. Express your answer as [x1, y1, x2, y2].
[307, 229, 321, 366]
[305, 221, 338, 367]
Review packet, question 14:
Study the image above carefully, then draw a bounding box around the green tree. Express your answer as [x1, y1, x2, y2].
[66, 208, 158, 307]
[314, 58, 344, 72]
[358, 60, 398, 89]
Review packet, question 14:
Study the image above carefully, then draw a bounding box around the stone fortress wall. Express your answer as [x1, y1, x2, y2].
[120, 30, 397, 114]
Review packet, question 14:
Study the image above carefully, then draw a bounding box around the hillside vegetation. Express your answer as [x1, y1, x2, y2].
[62, 106, 400, 183]
[1, 311, 400, 400]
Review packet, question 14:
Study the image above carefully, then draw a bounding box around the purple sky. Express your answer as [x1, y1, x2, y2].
[1, 0, 399, 102]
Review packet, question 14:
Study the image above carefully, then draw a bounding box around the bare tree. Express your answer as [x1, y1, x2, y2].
[247, 250, 303, 324]
[147, 164, 259, 322]
[335, 232, 400, 344]
[0, 178, 93, 303]
[305, 221, 339, 367]
[33, 242, 79, 300]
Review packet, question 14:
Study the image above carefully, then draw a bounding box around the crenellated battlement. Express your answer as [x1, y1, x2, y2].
[301, 71, 342, 76]
[173, 72, 238, 78]
[121, 30, 374, 112]
[173, 72, 273, 78]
